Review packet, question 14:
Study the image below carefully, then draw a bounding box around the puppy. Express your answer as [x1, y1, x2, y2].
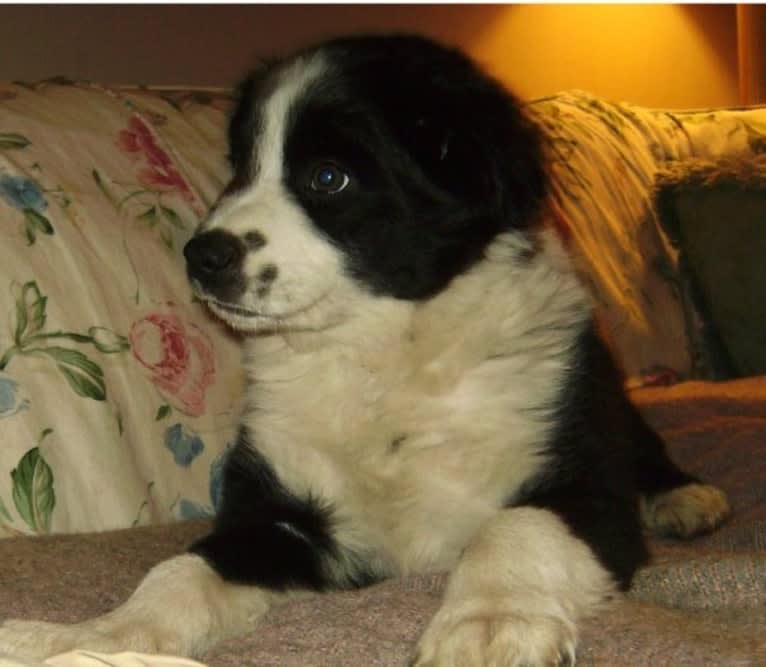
[0, 35, 729, 666]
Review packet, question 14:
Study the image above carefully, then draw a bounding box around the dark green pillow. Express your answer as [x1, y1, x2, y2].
[655, 157, 766, 379]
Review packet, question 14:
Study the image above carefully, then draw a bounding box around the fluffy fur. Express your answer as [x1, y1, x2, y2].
[0, 35, 729, 665]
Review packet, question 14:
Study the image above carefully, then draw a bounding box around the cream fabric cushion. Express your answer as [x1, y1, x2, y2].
[0, 83, 240, 534]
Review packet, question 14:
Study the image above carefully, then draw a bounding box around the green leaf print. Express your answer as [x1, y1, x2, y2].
[14, 281, 47, 345]
[1, 282, 128, 399]
[0, 495, 12, 522]
[56, 364, 106, 400]
[137, 206, 159, 228]
[23, 208, 54, 245]
[160, 205, 185, 230]
[159, 226, 174, 250]
[0, 133, 30, 150]
[88, 326, 130, 353]
[93, 165, 192, 255]
[11, 445, 55, 533]
[40, 347, 106, 401]
[156, 404, 171, 421]
[92, 168, 106, 191]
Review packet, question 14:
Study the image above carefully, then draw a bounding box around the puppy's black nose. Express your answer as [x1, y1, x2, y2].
[184, 230, 244, 277]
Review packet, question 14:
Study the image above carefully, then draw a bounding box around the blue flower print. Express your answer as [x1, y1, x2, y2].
[0, 375, 30, 418]
[0, 175, 47, 212]
[178, 498, 214, 520]
[0, 174, 54, 243]
[209, 447, 229, 512]
[176, 445, 230, 520]
[164, 423, 204, 467]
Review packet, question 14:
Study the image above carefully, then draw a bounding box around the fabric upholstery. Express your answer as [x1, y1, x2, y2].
[530, 92, 766, 382]
[655, 156, 766, 379]
[0, 83, 239, 535]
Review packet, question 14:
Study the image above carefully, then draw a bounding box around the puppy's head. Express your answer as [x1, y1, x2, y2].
[184, 35, 547, 333]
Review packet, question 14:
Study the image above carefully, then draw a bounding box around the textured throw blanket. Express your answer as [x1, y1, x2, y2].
[1, 378, 765, 666]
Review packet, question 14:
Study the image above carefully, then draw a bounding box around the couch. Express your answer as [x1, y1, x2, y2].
[1, 80, 764, 665]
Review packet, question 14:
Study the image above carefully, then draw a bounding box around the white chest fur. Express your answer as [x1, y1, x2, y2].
[242, 231, 590, 574]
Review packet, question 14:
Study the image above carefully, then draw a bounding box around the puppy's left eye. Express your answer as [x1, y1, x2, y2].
[310, 164, 350, 194]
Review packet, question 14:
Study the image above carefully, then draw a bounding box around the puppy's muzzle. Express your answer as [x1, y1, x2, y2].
[184, 229, 246, 293]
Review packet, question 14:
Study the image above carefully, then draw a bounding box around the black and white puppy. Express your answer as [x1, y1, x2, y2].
[0, 35, 730, 666]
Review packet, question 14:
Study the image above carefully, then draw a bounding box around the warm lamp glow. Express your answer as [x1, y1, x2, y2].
[461, 5, 738, 108]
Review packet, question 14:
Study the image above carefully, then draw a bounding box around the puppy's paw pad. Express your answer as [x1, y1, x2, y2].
[413, 610, 577, 667]
[641, 483, 730, 538]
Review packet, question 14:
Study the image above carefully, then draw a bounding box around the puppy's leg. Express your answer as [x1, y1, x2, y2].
[0, 433, 379, 660]
[627, 393, 730, 538]
[640, 482, 730, 538]
[412, 507, 619, 667]
[0, 553, 282, 660]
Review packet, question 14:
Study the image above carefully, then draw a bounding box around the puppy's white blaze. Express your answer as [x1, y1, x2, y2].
[200, 55, 357, 333]
[208, 53, 327, 227]
[258, 54, 327, 183]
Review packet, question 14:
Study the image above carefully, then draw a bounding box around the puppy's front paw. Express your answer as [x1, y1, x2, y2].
[411, 602, 577, 667]
[0, 617, 181, 660]
[0, 619, 121, 660]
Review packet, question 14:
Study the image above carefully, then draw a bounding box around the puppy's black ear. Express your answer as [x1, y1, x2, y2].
[406, 94, 547, 231]
[477, 94, 548, 231]
[376, 42, 547, 230]
[408, 115, 460, 189]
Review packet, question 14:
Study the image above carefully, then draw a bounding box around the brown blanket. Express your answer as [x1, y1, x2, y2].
[2, 378, 765, 666]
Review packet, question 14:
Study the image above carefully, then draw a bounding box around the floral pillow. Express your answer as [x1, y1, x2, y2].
[0, 82, 241, 536]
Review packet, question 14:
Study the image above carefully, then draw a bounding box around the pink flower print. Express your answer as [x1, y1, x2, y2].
[130, 312, 215, 417]
[118, 115, 199, 208]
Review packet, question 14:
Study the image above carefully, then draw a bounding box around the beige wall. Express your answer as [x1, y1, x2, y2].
[0, 4, 741, 108]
